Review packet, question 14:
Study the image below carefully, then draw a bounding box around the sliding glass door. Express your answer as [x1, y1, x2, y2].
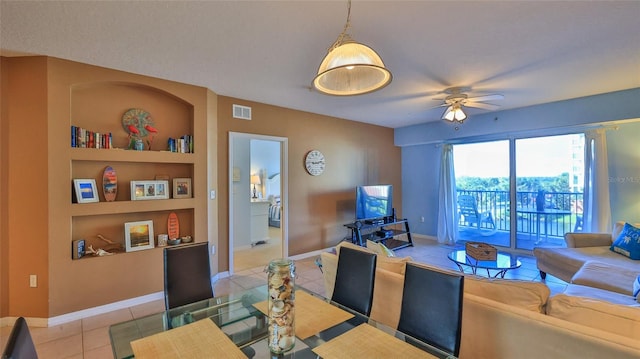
[454, 134, 584, 250]
[514, 134, 584, 250]
[454, 140, 510, 247]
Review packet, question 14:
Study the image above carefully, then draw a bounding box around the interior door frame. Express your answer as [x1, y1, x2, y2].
[228, 132, 288, 275]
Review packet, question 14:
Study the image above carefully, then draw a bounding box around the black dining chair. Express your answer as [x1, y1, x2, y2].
[331, 246, 377, 316]
[163, 242, 214, 310]
[397, 262, 464, 357]
[2, 317, 38, 359]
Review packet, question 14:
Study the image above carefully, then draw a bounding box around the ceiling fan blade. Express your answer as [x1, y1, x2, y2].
[464, 102, 500, 110]
[467, 94, 504, 102]
[427, 103, 449, 110]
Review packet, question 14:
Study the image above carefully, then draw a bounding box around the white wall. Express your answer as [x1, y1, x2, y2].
[233, 137, 251, 247]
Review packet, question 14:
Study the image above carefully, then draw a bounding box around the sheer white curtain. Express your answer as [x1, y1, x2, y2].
[583, 129, 612, 233]
[437, 144, 458, 244]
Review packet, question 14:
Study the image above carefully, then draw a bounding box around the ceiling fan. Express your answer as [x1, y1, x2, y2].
[432, 87, 504, 123]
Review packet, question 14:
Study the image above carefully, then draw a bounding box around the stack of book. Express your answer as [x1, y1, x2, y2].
[167, 135, 193, 153]
[71, 126, 113, 149]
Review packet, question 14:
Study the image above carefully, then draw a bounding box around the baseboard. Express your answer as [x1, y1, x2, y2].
[49, 291, 165, 327]
[414, 233, 437, 241]
[1, 249, 343, 328]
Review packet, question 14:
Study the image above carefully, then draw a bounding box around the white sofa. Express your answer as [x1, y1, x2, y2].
[320, 242, 640, 358]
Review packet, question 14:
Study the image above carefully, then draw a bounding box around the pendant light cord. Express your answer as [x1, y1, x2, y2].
[328, 0, 352, 52]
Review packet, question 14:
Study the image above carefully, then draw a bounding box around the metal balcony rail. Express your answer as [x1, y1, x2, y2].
[456, 190, 584, 239]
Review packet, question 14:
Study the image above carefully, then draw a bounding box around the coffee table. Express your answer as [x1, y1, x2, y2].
[447, 249, 521, 278]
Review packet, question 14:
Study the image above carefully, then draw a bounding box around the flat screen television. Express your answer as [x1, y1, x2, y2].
[355, 185, 393, 221]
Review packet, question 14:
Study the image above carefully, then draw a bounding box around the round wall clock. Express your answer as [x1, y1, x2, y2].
[305, 150, 326, 176]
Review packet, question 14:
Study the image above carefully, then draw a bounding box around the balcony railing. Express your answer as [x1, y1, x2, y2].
[456, 189, 583, 243]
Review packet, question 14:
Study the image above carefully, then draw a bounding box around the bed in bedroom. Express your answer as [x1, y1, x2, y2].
[268, 197, 281, 228]
[266, 173, 281, 228]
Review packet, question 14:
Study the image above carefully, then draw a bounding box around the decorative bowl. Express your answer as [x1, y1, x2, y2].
[167, 238, 182, 246]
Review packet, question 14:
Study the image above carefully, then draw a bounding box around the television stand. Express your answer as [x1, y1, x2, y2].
[344, 218, 413, 251]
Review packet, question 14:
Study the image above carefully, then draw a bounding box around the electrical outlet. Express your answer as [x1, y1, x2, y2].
[210, 190, 216, 199]
[29, 275, 37, 288]
[420, 216, 425, 223]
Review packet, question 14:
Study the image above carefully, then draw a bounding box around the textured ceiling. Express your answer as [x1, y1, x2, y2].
[1, 1, 639, 128]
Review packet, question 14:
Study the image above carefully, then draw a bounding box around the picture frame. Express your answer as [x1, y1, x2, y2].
[130, 180, 169, 200]
[73, 179, 99, 203]
[173, 178, 192, 199]
[124, 220, 155, 252]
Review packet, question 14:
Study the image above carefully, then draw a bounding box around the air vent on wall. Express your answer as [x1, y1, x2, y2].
[232, 104, 252, 120]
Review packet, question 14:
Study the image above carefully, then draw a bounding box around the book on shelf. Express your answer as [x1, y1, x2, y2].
[167, 135, 194, 153]
[71, 126, 113, 149]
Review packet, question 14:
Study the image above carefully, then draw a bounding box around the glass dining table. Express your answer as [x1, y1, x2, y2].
[109, 284, 457, 359]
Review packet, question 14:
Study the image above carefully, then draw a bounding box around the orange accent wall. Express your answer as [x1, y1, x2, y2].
[1, 55, 400, 318]
[4, 57, 50, 317]
[216, 96, 402, 272]
[1, 58, 10, 316]
[2, 56, 215, 318]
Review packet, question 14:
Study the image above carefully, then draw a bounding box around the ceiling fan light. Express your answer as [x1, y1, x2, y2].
[454, 107, 467, 121]
[442, 104, 466, 123]
[442, 106, 455, 121]
[313, 41, 392, 96]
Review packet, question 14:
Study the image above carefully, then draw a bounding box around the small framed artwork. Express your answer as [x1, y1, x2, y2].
[71, 239, 85, 259]
[124, 220, 155, 252]
[173, 178, 192, 199]
[130, 180, 169, 200]
[73, 179, 99, 203]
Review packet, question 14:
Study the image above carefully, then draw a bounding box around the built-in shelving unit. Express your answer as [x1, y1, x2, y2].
[21, 57, 217, 316]
[69, 81, 198, 259]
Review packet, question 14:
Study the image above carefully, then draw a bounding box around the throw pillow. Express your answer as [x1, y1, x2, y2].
[377, 255, 413, 274]
[634, 275, 640, 301]
[610, 222, 640, 260]
[366, 240, 396, 257]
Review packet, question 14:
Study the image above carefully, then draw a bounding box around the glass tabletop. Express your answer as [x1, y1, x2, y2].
[447, 249, 521, 270]
[109, 285, 457, 359]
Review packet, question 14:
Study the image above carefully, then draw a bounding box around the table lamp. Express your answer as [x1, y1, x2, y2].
[251, 174, 261, 199]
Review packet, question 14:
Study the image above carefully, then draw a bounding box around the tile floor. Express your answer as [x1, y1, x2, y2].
[1, 236, 568, 358]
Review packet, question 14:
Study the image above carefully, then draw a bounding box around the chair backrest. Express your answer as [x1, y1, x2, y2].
[331, 246, 377, 316]
[2, 317, 38, 359]
[164, 242, 214, 310]
[458, 195, 479, 219]
[398, 263, 464, 357]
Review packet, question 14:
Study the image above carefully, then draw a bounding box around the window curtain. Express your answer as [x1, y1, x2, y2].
[583, 129, 612, 233]
[437, 144, 458, 244]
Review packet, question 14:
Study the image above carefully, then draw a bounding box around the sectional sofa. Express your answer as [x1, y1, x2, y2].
[534, 221, 640, 297]
[320, 241, 640, 358]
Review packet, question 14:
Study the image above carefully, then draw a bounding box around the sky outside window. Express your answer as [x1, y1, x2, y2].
[454, 134, 583, 178]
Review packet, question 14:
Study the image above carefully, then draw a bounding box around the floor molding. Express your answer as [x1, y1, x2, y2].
[0, 247, 373, 328]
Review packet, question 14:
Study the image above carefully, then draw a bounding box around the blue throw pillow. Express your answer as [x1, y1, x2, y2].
[610, 222, 640, 260]
[634, 275, 640, 298]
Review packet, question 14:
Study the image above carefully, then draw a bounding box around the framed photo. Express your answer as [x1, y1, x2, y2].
[124, 220, 155, 252]
[73, 179, 99, 203]
[130, 180, 169, 200]
[173, 178, 192, 199]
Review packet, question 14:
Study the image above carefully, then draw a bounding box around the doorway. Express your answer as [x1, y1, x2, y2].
[228, 132, 288, 274]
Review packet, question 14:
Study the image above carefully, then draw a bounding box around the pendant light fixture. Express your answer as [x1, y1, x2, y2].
[312, 0, 392, 96]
